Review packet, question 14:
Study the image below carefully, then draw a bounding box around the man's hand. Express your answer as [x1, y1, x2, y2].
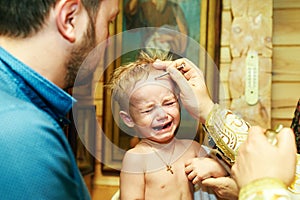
[153, 58, 214, 122]
[202, 177, 238, 200]
[231, 126, 297, 188]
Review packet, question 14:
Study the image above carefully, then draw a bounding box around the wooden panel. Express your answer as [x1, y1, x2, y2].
[231, 16, 272, 57]
[83, 174, 94, 195]
[230, 56, 271, 71]
[272, 1, 300, 127]
[221, 10, 232, 46]
[273, 47, 300, 81]
[231, 0, 272, 17]
[219, 99, 231, 108]
[219, 63, 230, 82]
[92, 185, 119, 200]
[272, 83, 300, 108]
[272, 106, 296, 119]
[272, 72, 300, 82]
[203, 0, 222, 102]
[248, 0, 272, 17]
[272, 119, 293, 128]
[229, 57, 272, 98]
[220, 0, 300, 128]
[95, 100, 103, 117]
[94, 82, 103, 100]
[219, 81, 230, 100]
[220, 0, 272, 128]
[231, 98, 271, 128]
[274, 0, 300, 9]
[231, 0, 247, 17]
[228, 57, 245, 98]
[222, 0, 231, 10]
[220, 47, 231, 63]
[273, 9, 300, 45]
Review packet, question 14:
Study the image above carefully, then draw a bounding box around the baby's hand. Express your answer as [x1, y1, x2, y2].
[185, 157, 227, 184]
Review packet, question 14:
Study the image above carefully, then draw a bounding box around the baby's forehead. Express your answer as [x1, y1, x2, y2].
[133, 70, 175, 92]
[130, 83, 177, 106]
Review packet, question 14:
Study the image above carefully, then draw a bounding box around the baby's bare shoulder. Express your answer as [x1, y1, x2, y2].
[177, 139, 201, 149]
[123, 142, 151, 160]
[176, 139, 208, 157]
[121, 144, 148, 173]
[122, 143, 150, 173]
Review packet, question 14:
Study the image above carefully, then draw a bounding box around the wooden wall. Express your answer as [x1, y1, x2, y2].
[219, 0, 273, 128]
[272, 0, 300, 127]
[220, 0, 300, 128]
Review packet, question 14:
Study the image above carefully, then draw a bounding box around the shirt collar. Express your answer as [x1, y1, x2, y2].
[0, 47, 77, 117]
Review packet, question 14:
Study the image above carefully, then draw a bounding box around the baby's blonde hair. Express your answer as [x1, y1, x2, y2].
[106, 51, 172, 110]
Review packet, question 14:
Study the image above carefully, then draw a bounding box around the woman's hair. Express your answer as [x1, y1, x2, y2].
[106, 51, 172, 110]
[0, 0, 101, 38]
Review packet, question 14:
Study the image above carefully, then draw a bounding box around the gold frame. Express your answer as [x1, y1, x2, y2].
[102, 0, 221, 172]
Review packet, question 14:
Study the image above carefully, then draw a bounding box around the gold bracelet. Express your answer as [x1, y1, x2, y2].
[204, 104, 250, 165]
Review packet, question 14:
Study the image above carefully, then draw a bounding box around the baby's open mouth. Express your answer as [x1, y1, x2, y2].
[152, 121, 172, 131]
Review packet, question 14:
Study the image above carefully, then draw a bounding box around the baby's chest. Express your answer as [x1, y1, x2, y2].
[145, 164, 188, 189]
[144, 151, 196, 183]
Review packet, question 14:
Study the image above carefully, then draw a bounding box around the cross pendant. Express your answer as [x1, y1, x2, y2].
[166, 165, 174, 174]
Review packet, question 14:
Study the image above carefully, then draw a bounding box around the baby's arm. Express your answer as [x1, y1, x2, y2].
[120, 150, 145, 200]
[184, 143, 238, 199]
[184, 143, 227, 184]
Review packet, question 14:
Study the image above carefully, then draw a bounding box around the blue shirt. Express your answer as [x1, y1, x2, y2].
[0, 47, 91, 200]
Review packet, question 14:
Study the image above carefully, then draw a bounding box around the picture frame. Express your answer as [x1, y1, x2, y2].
[102, 0, 221, 172]
[68, 105, 96, 176]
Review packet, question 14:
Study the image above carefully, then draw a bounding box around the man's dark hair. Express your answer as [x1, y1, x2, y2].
[0, 0, 101, 38]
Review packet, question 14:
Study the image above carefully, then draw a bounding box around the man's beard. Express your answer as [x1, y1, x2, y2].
[63, 21, 96, 89]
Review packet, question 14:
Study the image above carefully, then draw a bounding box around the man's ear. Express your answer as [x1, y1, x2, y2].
[55, 0, 80, 43]
[120, 111, 135, 127]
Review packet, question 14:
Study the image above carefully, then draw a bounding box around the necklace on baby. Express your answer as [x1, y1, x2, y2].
[142, 139, 176, 174]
